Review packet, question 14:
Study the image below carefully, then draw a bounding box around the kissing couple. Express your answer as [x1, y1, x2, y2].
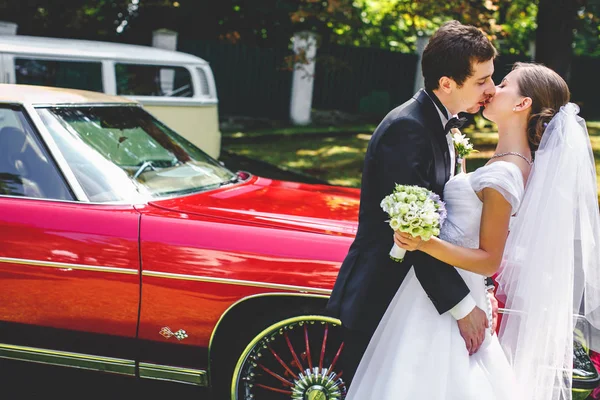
[327, 20, 600, 400]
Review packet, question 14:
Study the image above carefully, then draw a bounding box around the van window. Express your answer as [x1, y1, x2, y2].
[15, 58, 103, 92]
[115, 64, 193, 97]
[197, 67, 210, 96]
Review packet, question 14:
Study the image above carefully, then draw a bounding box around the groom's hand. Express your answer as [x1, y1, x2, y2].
[457, 306, 488, 355]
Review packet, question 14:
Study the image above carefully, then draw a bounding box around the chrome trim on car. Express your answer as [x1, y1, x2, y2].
[0, 343, 135, 375]
[208, 293, 330, 351]
[126, 96, 217, 107]
[0, 256, 138, 275]
[0, 192, 144, 206]
[142, 270, 333, 295]
[139, 362, 208, 386]
[0, 343, 208, 386]
[32, 102, 139, 108]
[23, 103, 89, 201]
[207, 292, 331, 385]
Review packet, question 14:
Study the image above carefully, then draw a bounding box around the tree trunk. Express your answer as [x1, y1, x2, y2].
[534, 0, 579, 81]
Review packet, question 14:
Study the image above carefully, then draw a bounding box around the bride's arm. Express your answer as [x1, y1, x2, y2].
[394, 187, 512, 277]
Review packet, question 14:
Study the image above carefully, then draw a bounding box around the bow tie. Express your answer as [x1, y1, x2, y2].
[444, 116, 468, 134]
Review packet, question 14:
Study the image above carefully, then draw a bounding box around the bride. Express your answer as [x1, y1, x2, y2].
[345, 62, 600, 400]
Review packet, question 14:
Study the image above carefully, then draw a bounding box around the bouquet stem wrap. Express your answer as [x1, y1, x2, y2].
[389, 244, 407, 262]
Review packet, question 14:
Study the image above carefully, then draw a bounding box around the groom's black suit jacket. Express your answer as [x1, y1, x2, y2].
[326, 89, 471, 335]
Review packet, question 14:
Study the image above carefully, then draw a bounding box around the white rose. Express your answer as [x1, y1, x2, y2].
[421, 213, 434, 225]
[404, 211, 417, 221]
[452, 131, 465, 142]
[453, 132, 470, 146]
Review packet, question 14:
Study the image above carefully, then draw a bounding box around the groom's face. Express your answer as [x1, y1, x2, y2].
[453, 59, 496, 114]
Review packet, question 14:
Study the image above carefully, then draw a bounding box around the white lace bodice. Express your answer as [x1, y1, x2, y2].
[440, 161, 525, 326]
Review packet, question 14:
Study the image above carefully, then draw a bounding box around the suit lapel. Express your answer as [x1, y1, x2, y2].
[413, 90, 451, 189]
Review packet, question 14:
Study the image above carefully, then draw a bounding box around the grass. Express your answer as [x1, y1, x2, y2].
[224, 120, 600, 191]
[223, 123, 378, 139]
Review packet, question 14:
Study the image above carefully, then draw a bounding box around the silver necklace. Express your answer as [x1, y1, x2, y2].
[490, 151, 533, 165]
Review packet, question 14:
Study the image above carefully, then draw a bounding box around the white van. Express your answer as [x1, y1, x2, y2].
[0, 35, 221, 158]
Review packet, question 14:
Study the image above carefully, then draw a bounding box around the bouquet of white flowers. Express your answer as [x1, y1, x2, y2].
[380, 184, 447, 262]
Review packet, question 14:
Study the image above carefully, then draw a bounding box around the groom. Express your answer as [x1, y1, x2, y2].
[326, 20, 498, 387]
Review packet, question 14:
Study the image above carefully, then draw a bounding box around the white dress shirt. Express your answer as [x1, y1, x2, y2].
[430, 100, 457, 177]
[426, 92, 476, 320]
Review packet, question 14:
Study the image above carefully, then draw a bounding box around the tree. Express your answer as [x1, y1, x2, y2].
[573, 0, 600, 57]
[1, 0, 597, 70]
[0, 0, 133, 41]
[534, 0, 581, 79]
[310, 0, 537, 55]
[495, 0, 538, 56]
[534, 0, 599, 80]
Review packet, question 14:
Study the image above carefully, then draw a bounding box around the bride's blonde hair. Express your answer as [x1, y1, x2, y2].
[513, 62, 570, 150]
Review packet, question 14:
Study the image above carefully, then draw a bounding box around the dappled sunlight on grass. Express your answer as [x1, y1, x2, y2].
[587, 122, 600, 136]
[287, 159, 318, 169]
[329, 177, 363, 187]
[225, 122, 600, 198]
[469, 132, 499, 147]
[297, 146, 362, 157]
[226, 133, 370, 185]
[222, 124, 378, 138]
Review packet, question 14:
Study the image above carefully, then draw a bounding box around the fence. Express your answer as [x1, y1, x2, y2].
[179, 39, 600, 121]
[313, 45, 418, 117]
[179, 40, 293, 119]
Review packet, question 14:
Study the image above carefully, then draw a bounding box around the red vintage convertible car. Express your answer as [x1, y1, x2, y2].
[0, 84, 597, 400]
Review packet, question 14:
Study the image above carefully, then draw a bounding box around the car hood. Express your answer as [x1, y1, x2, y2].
[148, 176, 360, 236]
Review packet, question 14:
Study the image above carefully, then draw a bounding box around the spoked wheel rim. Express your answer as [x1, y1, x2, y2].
[232, 316, 346, 400]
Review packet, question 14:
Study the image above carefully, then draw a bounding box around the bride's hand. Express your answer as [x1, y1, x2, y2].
[394, 231, 423, 251]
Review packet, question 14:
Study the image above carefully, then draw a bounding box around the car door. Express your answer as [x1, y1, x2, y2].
[0, 105, 141, 358]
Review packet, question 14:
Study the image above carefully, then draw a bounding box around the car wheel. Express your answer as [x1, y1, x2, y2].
[231, 315, 347, 400]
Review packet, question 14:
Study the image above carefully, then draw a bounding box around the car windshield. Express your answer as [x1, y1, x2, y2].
[37, 105, 237, 202]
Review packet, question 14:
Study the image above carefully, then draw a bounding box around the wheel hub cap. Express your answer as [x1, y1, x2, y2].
[291, 367, 344, 400]
[237, 318, 346, 400]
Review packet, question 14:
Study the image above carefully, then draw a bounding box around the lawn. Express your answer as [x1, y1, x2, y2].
[224, 120, 600, 191]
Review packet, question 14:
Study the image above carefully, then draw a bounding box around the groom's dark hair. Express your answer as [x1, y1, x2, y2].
[422, 21, 498, 91]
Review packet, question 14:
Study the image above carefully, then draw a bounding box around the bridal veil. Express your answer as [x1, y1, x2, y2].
[496, 103, 600, 400]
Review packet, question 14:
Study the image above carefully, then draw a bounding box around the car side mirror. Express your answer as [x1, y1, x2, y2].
[236, 170, 250, 180]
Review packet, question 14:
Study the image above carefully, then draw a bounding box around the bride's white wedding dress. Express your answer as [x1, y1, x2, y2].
[346, 161, 525, 400]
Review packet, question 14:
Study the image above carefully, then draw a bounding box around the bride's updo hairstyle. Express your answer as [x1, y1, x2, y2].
[513, 62, 570, 150]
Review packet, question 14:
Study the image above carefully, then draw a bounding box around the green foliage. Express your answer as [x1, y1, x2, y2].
[0, 0, 133, 40]
[574, 1, 600, 56]
[496, 1, 538, 55]
[323, 0, 502, 53]
[0, 0, 597, 61]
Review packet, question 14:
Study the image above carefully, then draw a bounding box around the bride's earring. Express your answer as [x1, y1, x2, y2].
[513, 107, 517, 112]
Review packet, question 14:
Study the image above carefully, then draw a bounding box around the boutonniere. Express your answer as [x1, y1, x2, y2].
[451, 129, 478, 163]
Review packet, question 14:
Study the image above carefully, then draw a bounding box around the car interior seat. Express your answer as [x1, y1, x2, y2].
[0, 126, 45, 198]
